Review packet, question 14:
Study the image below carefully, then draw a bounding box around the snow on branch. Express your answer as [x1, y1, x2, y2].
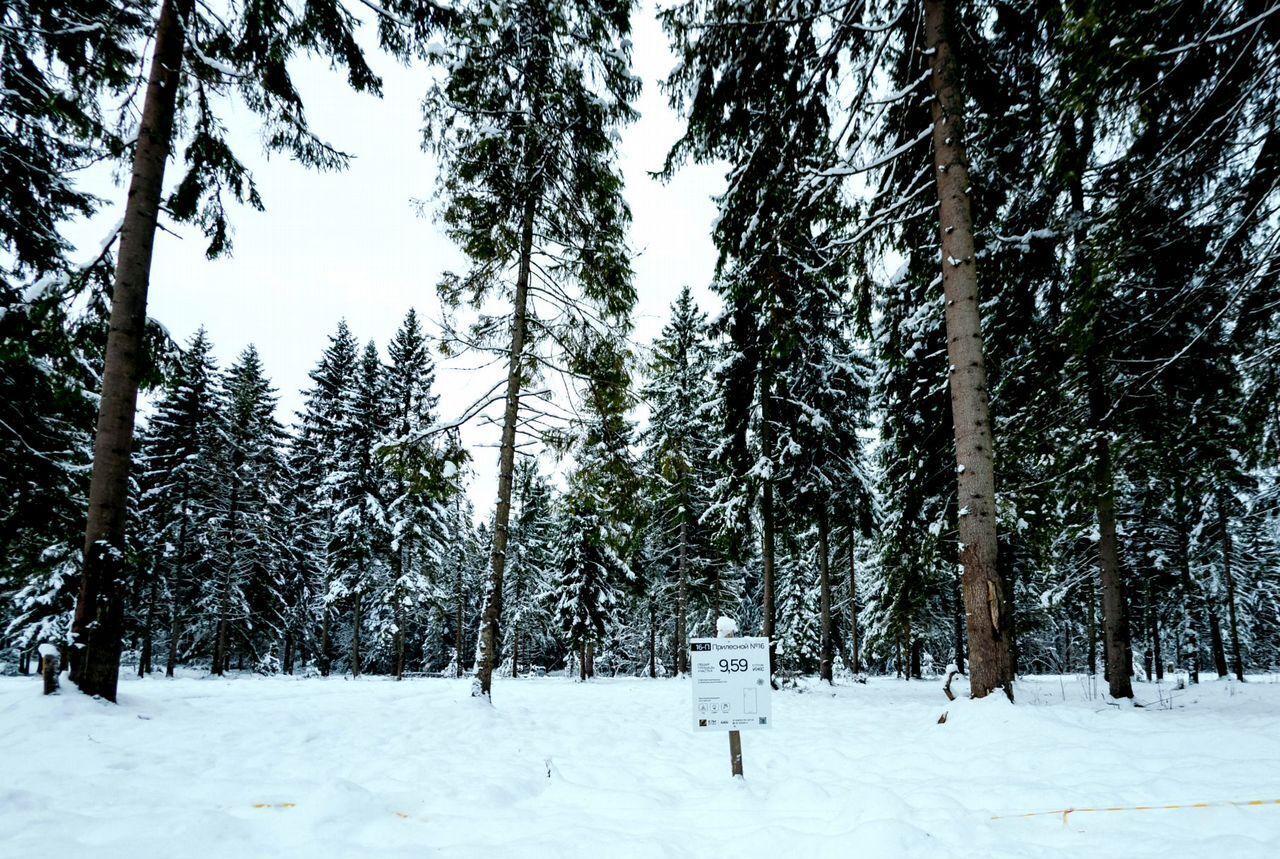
[818, 125, 932, 178]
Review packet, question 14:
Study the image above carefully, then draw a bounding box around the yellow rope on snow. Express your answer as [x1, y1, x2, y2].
[251, 803, 296, 810]
[992, 798, 1280, 825]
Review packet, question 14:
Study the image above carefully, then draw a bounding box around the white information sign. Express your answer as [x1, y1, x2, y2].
[690, 637, 772, 731]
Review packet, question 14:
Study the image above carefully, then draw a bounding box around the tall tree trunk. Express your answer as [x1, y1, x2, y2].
[924, 0, 1012, 700]
[817, 510, 833, 683]
[474, 197, 535, 698]
[71, 0, 189, 702]
[1064, 95, 1132, 698]
[1217, 492, 1245, 681]
[759, 365, 778, 685]
[283, 630, 294, 676]
[676, 512, 689, 675]
[1087, 363, 1133, 698]
[848, 537, 861, 674]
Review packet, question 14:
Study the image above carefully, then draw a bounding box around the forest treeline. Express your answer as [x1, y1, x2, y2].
[1, 1, 1278, 701]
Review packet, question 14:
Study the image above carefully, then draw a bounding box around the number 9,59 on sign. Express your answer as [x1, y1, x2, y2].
[690, 637, 772, 731]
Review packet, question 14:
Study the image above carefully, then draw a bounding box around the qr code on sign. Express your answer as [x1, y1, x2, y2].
[759, 717, 767, 725]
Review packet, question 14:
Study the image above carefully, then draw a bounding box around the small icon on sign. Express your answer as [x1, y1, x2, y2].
[759, 717, 768, 725]
[699, 719, 708, 727]
[699, 703, 708, 715]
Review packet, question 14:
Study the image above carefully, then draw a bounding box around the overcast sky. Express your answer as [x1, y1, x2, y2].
[64, 3, 725, 513]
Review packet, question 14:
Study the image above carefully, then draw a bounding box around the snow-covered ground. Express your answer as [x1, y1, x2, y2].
[3, 671, 1279, 857]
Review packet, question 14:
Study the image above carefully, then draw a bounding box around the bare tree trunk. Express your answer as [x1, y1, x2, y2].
[848, 538, 861, 674]
[676, 514, 689, 675]
[474, 201, 535, 699]
[818, 510, 833, 683]
[71, 0, 189, 702]
[924, 0, 1012, 700]
[1217, 492, 1245, 681]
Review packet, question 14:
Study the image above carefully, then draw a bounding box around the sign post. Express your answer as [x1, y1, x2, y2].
[691, 618, 771, 778]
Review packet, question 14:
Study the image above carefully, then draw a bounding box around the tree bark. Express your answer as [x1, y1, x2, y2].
[71, 0, 189, 702]
[474, 195, 535, 698]
[648, 599, 657, 678]
[924, 0, 1012, 700]
[818, 510, 833, 683]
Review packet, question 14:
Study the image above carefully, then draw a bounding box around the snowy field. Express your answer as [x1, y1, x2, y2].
[3, 672, 1279, 858]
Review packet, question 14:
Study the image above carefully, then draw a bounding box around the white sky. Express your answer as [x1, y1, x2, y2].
[63, 3, 725, 513]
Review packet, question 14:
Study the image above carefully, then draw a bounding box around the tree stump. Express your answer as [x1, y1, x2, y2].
[38, 644, 60, 695]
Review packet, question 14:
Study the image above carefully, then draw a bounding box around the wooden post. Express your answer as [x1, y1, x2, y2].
[718, 618, 744, 778]
[39, 644, 60, 695]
